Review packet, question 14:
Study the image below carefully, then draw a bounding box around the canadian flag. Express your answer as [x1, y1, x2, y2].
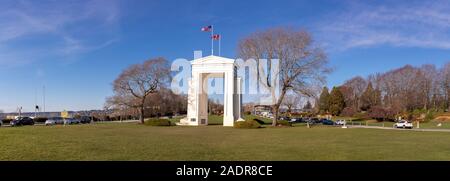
[212, 34, 220, 40]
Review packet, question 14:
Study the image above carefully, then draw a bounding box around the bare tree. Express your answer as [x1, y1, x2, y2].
[419, 64, 439, 110]
[238, 27, 331, 126]
[110, 57, 170, 123]
[342, 76, 367, 110]
[441, 62, 450, 111]
[283, 93, 301, 114]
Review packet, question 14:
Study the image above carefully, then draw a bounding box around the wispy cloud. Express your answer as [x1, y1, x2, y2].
[0, 0, 120, 67]
[315, 0, 450, 51]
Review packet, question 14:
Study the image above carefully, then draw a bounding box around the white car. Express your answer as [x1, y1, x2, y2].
[394, 120, 413, 129]
[336, 120, 346, 125]
[45, 119, 56, 126]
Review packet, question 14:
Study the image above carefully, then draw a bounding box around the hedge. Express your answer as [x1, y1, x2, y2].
[234, 120, 262, 129]
[252, 118, 265, 125]
[144, 119, 172, 126]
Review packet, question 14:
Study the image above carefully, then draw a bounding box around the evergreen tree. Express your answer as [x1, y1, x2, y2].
[303, 100, 312, 110]
[329, 86, 345, 115]
[360, 82, 381, 111]
[373, 88, 382, 106]
[319, 87, 330, 113]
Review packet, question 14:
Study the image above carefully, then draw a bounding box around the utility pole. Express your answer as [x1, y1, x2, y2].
[18, 106, 22, 118]
[35, 88, 37, 118]
[43, 85, 46, 114]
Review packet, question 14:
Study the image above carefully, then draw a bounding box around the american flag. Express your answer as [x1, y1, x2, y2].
[212, 34, 220, 40]
[201, 25, 212, 32]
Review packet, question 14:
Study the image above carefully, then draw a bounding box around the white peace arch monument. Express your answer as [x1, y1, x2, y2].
[179, 55, 244, 126]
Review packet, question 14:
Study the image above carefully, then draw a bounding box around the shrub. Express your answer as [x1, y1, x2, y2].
[234, 120, 261, 129]
[341, 107, 357, 117]
[144, 119, 172, 126]
[424, 111, 437, 122]
[252, 118, 265, 125]
[368, 106, 396, 121]
[354, 112, 370, 120]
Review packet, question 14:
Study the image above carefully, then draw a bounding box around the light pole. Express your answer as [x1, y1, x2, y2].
[18, 106, 22, 118]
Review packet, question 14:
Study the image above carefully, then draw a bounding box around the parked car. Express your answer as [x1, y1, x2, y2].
[64, 118, 81, 124]
[279, 116, 290, 121]
[10, 117, 34, 127]
[336, 120, 346, 125]
[394, 120, 413, 129]
[46, 117, 64, 126]
[80, 116, 92, 124]
[314, 118, 323, 124]
[322, 119, 335, 125]
[289, 118, 304, 123]
[305, 118, 317, 124]
[0, 120, 2, 126]
[45, 119, 56, 126]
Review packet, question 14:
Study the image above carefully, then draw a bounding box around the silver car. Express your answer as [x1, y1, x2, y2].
[64, 118, 81, 124]
[45, 117, 64, 126]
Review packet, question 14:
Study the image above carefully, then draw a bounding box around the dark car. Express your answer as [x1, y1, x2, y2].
[80, 116, 92, 124]
[322, 119, 335, 125]
[10, 117, 35, 127]
[304, 118, 313, 124]
[279, 116, 290, 121]
[311, 118, 321, 123]
[290, 117, 305, 123]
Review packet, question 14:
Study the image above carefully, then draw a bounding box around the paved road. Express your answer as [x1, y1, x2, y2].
[349, 125, 450, 132]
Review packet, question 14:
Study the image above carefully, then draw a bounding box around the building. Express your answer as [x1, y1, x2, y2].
[253, 105, 272, 116]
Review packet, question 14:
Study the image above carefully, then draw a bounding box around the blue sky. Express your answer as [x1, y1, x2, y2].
[0, 0, 449, 112]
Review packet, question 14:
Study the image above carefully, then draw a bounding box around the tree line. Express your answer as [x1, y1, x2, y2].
[318, 63, 450, 121]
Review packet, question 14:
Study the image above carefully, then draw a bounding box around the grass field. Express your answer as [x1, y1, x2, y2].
[1, 122, 450, 161]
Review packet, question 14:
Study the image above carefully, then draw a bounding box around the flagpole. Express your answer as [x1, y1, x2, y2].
[211, 25, 214, 56]
[219, 35, 221, 56]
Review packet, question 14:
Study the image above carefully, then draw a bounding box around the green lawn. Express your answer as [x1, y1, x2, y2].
[1, 122, 450, 161]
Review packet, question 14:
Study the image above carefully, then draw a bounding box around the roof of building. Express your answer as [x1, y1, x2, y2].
[191, 55, 235, 65]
